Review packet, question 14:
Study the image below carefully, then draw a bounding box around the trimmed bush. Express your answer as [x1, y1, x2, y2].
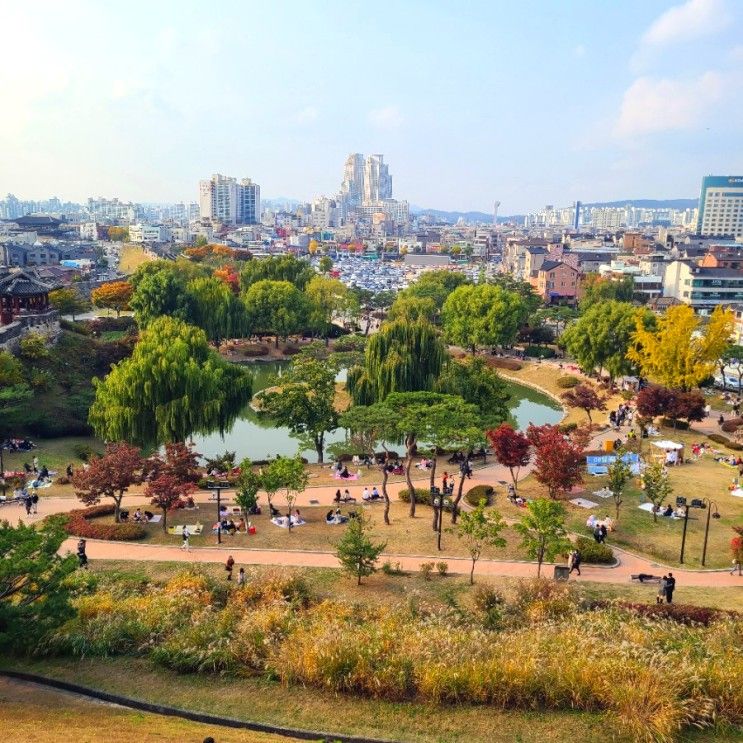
[660, 417, 690, 430]
[419, 562, 434, 581]
[241, 343, 270, 357]
[590, 601, 739, 626]
[72, 443, 102, 462]
[282, 345, 301, 356]
[465, 484, 494, 507]
[573, 536, 614, 565]
[397, 488, 431, 504]
[721, 417, 743, 434]
[556, 375, 580, 389]
[486, 357, 523, 371]
[559, 422, 578, 434]
[708, 433, 743, 451]
[62, 504, 146, 541]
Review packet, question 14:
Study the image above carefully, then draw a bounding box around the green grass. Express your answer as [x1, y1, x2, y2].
[0, 677, 294, 743]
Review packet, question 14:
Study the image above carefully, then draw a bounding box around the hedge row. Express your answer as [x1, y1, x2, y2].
[590, 601, 739, 626]
[708, 433, 743, 451]
[486, 357, 523, 371]
[556, 375, 580, 388]
[63, 504, 146, 541]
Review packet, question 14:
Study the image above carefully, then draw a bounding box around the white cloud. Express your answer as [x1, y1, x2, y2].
[641, 0, 730, 47]
[295, 106, 319, 124]
[368, 105, 404, 129]
[614, 72, 723, 137]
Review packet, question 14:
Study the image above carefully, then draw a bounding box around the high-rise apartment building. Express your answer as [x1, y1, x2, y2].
[340, 154, 365, 210]
[198, 174, 260, 225]
[696, 175, 743, 239]
[363, 154, 392, 202]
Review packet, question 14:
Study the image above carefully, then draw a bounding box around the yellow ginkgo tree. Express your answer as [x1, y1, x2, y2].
[627, 304, 733, 390]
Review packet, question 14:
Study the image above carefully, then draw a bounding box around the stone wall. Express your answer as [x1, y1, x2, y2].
[0, 310, 61, 352]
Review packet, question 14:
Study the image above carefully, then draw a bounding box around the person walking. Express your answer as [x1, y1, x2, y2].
[657, 575, 668, 604]
[225, 555, 235, 580]
[665, 572, 676, 604]
[731, 557, 742, 576]
[32, 456, 39, 474]
[24, 494, 32, 516]
[237, 567, 245, 586]
[31, 492, 39, 514]
[181, 525, 190, 551]
[77, 539, 88, 569]
[568, 549, 582, 576]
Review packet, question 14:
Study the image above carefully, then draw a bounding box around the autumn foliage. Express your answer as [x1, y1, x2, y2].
[560, 383, 607, 423]
[91, 280, 134, 317]
[72, 443, 144, 522]
[487, 423, 531, 490]
[526, 424, 583, 500]
[146, 474, 195, 532]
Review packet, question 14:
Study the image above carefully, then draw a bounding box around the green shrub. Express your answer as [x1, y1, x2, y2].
[559, 422, 578, 434]
[60, 318, 92, 335]
[465, 484, 494, 507]
[574, 536, 614, 565]
[332, 334, 367, 353]
[524, 346, 555, 359]
[720, 417, 743, 434]
[436, 561, 448, 577]
[241, 343, 270, 357]
[72, 443, 102, 462]
[19, 332, 50, 360]
[708, 433, 743, 451]
[381, 560, 404, 576]
[282, 345, 301, 355]
[556, 375, 580, 388]
[30, 369, 53, 391]
[397, 488, 431, 504]
[660, 417, 690, 430]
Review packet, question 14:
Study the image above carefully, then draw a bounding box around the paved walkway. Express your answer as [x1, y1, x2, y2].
[62, 537, 743, 587]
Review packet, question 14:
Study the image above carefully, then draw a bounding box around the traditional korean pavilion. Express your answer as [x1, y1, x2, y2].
[0, 269, 54, 325]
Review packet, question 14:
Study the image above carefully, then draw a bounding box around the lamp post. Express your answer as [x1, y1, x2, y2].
[205, 480, 228, 545]
[677, 497, 690, 564]
[700, 498, 720, 567]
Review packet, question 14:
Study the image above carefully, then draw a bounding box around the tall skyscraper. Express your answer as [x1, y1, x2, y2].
[363, 154, 392, 202]
[573, 201, 581, 231]
[493, 200, 501, 225]
[696, 175, 743, 239]
[198, 174, 260, 225]
[340, 154, 365, 209]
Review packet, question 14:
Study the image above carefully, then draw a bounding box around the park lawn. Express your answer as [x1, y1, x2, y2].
[498, 425, 743, 570]
[95, 501, 530, 561]
[118, 243, 153, 274]
[3, 436, 101, 498]
[0, 678, 293, 743]
[89, 560, 743, 612]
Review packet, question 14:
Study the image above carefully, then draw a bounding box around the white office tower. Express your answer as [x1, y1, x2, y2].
[363, 154, 392, 202]
[493, 200, 501, 225]
[696, 176, 743, 239]
[340, 154, 365, 210]
[199, 174, 260, 225]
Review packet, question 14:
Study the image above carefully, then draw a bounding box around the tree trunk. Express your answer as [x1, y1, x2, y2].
[161, 509, 167, 532]
[114, 496, 122, 524]
[429, 454, 437, 492]
[537, 543, 545, 577]
[315, 435, 324, 465]
[405, 436, 416, 517]
[509, 466, 519, 492]
[274, 335, 279, 348]
[469, 558, 476, 585]
[381, 465, 390, 525]
[357, 570, 362, 585]
[451, 475, 466, 524]
[614, 496, 621, 522]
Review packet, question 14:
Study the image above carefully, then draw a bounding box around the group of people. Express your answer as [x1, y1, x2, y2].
[2, 437, 35, 452]
[325, 508, 356, 524]
[507, 483, 526, 507]
[568, 549, 582, 576]
[609, 404, 633, 430]
[656, 573, 676, 604]
[224, 555, 245, 585]
[271, 509, 305, 528]
[332, 461, 363, 480]
[652, 503, 686, 519]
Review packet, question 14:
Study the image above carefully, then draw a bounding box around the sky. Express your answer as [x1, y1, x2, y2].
[1, 0, 741, 214]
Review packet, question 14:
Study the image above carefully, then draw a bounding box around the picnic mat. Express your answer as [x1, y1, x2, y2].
[731, 488, 743, 498]
[592, 488, 613, 499]
[638, 502, 655, 512]
[570, 498, 599, 509]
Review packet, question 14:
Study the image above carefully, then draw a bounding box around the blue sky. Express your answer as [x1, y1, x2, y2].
[1, 0, 741, 213]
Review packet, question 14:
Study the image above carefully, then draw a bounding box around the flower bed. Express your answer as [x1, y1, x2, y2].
[63, 504, 146, 541]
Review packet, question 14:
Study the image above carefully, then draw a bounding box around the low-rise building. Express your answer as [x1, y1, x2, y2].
[531, 260, 582, 304]
[663, 260, 743, 313]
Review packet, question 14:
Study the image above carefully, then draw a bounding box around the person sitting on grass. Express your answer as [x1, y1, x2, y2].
[334, 488, 342, 503]
[662, 504, 673, 518]
[339, 465, 350, 479]
[226, 519, 237, 535]
[133, 509, 143, 522]
[371, 486, 380, 500]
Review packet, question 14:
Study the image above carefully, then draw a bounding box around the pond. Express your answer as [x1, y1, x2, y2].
[191, 361, 563, 462]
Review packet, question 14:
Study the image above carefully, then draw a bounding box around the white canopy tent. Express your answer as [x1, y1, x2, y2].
[652, 440, 683, 451]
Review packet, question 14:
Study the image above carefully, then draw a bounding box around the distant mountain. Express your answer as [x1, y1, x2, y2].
[263, 197, 303, 211]
[411, 207, 496, 223]
[583, 199, 697, 209]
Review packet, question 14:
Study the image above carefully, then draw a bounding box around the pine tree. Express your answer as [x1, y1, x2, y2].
[335, 512, 386, 585]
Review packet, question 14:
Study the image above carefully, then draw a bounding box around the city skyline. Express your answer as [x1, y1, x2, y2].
[2, 0, 742, 214]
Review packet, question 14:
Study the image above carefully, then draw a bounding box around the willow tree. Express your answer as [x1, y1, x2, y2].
[347, 320, 446, 405]
[89, 316, 252, 447]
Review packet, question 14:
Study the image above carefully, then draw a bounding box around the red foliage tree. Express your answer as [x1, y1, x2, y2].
[526, 424, 584, 500]
[147, 442, 201, 483]
[214, 265, 240, 294]
[636, 385, 706, 428]
[72, 443, 144, 522]
[560, 383, 607, 423]
[145, 473, 195, 532]
[487, 423, 531, 491]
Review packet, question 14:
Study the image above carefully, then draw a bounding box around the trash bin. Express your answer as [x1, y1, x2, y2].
[554, 565, 570, 582]
[603, 439, 614, 453]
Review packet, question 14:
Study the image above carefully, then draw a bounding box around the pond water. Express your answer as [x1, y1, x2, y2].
[191, 361, 563, 462]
